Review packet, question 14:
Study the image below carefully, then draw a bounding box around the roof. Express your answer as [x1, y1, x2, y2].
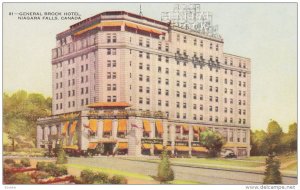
[87, 102, 131, 108]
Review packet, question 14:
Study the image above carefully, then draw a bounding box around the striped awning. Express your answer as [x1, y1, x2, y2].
[63, 145, 79, 150]
[70, 120, 78, 135]
[175, 146, 189, 152]
[142, 143, 151, 149]
[155, 120, 163, 134]
[143, 120, 151, 133]
[62, 121, 70, 135]
[88, 142, 98, 149]
[118, 119, 127, 133]
[193, 126, 200, 133]
[118, 142, 128, 150]
[166, 146, 173, 151]
[192, 147, 208, 152]
[154, 144, 163, 150]
[182, 125, 189, 132]
[103, 119, 112, 133]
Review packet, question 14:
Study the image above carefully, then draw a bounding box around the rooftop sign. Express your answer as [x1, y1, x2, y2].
[161, 4, 221, 38]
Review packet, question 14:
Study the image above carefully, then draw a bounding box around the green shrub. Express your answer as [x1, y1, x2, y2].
[157, 149, 174, 183]
[80, 169, 95, 184]
[109, 175, 128, 184]
[44, 162, 56, 174]
[73, 176, 84, 184]
[14, 163, 23, 168]
[36, 161, 47, 171]
[7, 173, 32, 184]
[52, 165, 68, 177]
[263, 154, 282, 184]
[94, 172, 109, 184]
[56, 140, 68, 164]
[4, 159, 16, 166]
[20, 158, 31, 167]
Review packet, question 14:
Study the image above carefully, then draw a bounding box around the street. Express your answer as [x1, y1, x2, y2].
[67, 157, 297, 185]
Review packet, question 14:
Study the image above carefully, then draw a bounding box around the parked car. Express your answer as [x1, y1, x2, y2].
[224, 152, 237, 158]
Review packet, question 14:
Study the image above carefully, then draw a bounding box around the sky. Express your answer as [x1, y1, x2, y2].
[3, 2, 297, 132]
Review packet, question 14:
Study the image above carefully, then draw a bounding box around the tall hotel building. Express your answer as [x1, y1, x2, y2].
[37, 9, 251, 157]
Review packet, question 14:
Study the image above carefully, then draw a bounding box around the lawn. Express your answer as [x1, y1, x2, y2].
[282, 162, 297, 171]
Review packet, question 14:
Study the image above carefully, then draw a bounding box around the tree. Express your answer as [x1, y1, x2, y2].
[287, 123, 297, 152]
[200, 130, 225, 157]
[265, 120, 283, 154]
[250, 130, 268, 156]
[263, 154, 282, 184]
[157, 148, 174, 184]
[56, 139, 68, 164]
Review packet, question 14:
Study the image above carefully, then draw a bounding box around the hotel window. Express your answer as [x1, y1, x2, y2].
[146, 39, 150, 47]
[177, 34, 180, 41]
[72, 68, 75, 74]
[193, 104, 197, 109]
[166, 57, 169, 63]
[209, 96, 213, 102]
[158, 66, 162, 73]
[230, 70, 233, 75]
[209, 106, 212, 111]
[112, 84, 117, 91]
[72, 90, 75, 96]
[158, 88, 161, 95]
[210, 43, 213, 49]
[243, 119, 246, 124]
[216, 44, 219, 51]
[139, 38, 143, 46]
[176, 102, 180, 108]
[230, 108, 233, 114]
[107, 72, 111, 79]
[224, 117, 228, 123]
[107, 48, 111, 55]
[139, 75, 143, 81]
[183, 36, 187, 43]
[230, 98, 233, 104]
[72, 101, 75, 107]
[215, 87, 219, 93]
[81, 88, 84, 95]
[239, 100, 242, 105]
[86, 76, 88, 82]
[86, 64, 88, 71]
[81, 99, 84, 106]
[209, 76, 213, 82]
[183, 92, 187, 98]
[230, 80, 233, 85]
[146, 87, 150, 93]
[215, 97, 219, 102]
[238, 90, 241, 96]
[81, 65, 84, 72]
[193, 73, 197, 79]
[146, 53, 150, 59]
[224, 98, 227, 103]
[165, 90, 169, 96]
[194, 38, 197, 45]
[193, 83, 197, 89]
[215, 77, 219, 83]
[176, 113, 180, 119]
[224, 107, 228, 113]
[183, 82, 187, 88]
[176, 81, 180, 87]
[85, 98, 89, 105]
[165, 101, 169, 107]
[225, 58, 227, 65]
[139, 63, 143, 69]
[146, 64, 150, 71]
[200, 95, 203, 100]
[112, 72, 116, 79]
[243, 110, 246, 115]
[200, 40, 203, 47]
[112, 34, 116, 43]
[209, 86, 212, 92]
[243, 82, 246, 87]
[215, 106, 219, 112]
[139, 51, 143, 58]
[105, 84, 111, 91]
[146, 98, 150, 105]
[230, 89, 233, 94]
[139, 97, 143, 104]
[165, 79, 169, 85]
[146, 76, 150, 82]
[112, 96, 116, 102]
[200, 104, 203, 110]
[183, 113, 186, 119]
[230, 59, 233, 66]
[215, 116, 219, 122]
[158, 55, 162, 61]
[193, 94, 197, 99]
[225, 79, 228, 84]
[176, 70, 180, 76]
[60, 82, 63, 88]
[158, 43, 161, 50]
[165, 68, 169, 74]
[200, 115, 203, 120]
[72, 79, 75, 85]
[183, 103, 187, 108]
[209, 116, 213, 121]
[68, 80, 70, 86]
[239, 81, 242, 86]
[107, 34, 111, 43]
[183, 71, 187, 77]
[243, 100, 246, 105]
[230, 118, 233, 123]
[107, 60, 111, 67]
[200, 84, 203, 90]
[158, 100, 161, 106]
[60, 71, 62, 78]
[112, 60, 116, 67]
[86, 87, 89, 93]
[158, 77, 161, 84]
[166, 44, 169, 52]
[183, 50, 187, 56]
[176, 91, 180, 97]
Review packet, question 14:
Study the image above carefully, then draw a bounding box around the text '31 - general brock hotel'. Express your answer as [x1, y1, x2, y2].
[37, 5, 251, 157]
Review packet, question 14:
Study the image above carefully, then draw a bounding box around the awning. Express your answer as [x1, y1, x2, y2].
[70, 120, 78, 135]
[175, 146, 189, 152]
[118, 119, 127, 133]
[118, 142, 128, 150]
[103, 119, 112, 133]
[223, 143, 248, 148]
[155, 120, 163, 134]
[143, 120, 151, 133]
[192, 147, 208, 152]
[125, 22, 163, 35]
[142, 143, 151, 149]
[89, 119, 97, 133]
[193, 126, 199, 133]
[99, 21, 124, 27]
[166, 146, 173, 151]
[88, 142, 98, 149]
[62, 121, 70, 135]
[63, 145, 79, 150]
[75, 21, 124, 36]
[154, 144, 163, 150]
[200, 126, 207, 132]
[182, 125, 189, 132]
